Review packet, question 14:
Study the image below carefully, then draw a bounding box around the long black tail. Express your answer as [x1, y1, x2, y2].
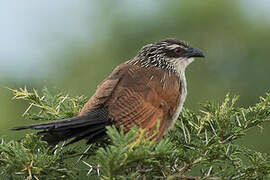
[12, 106, 111, 146]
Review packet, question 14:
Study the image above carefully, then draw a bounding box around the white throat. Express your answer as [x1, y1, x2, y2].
[168, 57, 194, 129]
[174, 58, 194, 75]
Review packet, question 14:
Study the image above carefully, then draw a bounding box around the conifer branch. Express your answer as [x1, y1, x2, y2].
[1, 87, 269, 179]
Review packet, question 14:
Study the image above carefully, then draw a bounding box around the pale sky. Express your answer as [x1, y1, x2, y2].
[0, 1, 98, 80]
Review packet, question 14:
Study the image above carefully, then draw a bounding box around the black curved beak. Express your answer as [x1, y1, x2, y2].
[184, 47, 205, 58]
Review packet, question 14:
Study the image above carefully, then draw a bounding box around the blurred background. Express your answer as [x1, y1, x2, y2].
[0, 1, 269, 152]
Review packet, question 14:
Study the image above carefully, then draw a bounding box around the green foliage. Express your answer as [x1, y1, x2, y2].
[1, 87, 270, 179]
[8, 86, 88, 120]
[0, 134, 78, 180]
[93, 126, 174, 179]
[165, 94, 270, 179]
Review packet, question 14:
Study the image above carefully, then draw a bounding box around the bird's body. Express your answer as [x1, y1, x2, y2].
[13, 38, 204, 145]
[80, 63, 182, 140]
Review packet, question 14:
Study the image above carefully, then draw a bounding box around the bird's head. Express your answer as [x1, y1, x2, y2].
[135, 38, 205, 74]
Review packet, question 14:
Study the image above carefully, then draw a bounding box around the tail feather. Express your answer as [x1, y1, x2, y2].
[86, 131, 107, 145]
[12, 106, 111, 145]
[12, 107, 108, 131]
[65, 128, 107, 146]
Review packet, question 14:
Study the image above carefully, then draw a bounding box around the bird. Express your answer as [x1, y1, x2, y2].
[13, 38, 205, 146]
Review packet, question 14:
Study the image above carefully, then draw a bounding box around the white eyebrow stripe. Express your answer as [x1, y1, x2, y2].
[167, 44, 180, 49]
[167, 44, 188, 50]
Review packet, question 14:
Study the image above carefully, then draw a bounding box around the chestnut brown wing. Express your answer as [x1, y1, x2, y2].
[108, 87, 166, 139]
[80, 63, 178, 140]
[105, 65, 175, 140]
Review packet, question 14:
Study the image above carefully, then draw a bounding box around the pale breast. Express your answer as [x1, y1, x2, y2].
[168, 70, 187, 130]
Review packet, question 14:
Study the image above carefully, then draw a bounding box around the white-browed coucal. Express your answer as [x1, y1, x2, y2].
[13, 38, 205, 145]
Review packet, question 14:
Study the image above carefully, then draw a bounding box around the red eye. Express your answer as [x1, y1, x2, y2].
[174, 48, 181, 55]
